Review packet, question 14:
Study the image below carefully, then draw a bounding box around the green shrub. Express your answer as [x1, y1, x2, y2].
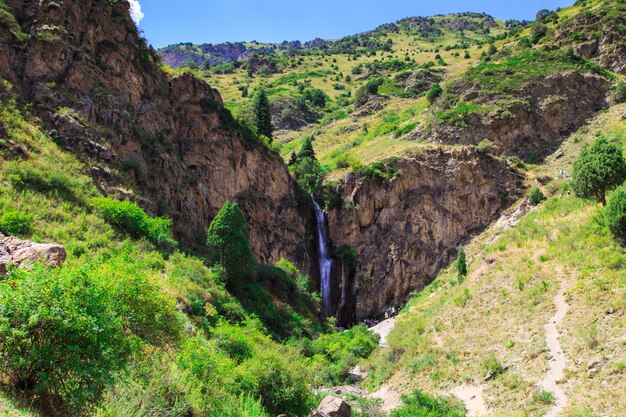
[236, 347, 311, 416]
[572, 137, 626, 205]
[427, 83, 443, 103]
[529, 188, 545, 206]
[302, 324, 378, 386]
[476, 138, 496, 153]
[0, 255, 179, 413]
[91, 197, 176, 248]
[390, 390, 464, 417]
[606, 189, 626, 245]
[356, 159, 400, 181]
[0, 210, 32, 235]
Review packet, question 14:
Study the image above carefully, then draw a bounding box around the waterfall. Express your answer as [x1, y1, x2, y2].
[313, 198, 333, 318]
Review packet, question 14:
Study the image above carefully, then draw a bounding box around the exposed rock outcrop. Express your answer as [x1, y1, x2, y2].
[554, 2, 626, 76]
[309, 395, 351, 417]
[412, 71, 609, 159]
[328, 148, 522, 321]
[0, 233, 66, 277]
[0, 0, 309, 269]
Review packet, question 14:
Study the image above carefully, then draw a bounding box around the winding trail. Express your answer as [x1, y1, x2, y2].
[366, 317, 403, 411]
[452, 385, 489, 417]
[540, 270, 569, 417]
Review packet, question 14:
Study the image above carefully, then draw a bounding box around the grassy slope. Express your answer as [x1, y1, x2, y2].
[177, 1, 618, 181]
[168, 14, 510, 179]
[361, 104, 626, 417]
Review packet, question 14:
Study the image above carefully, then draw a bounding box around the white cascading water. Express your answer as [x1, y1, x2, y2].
[313, 198, 333, 318]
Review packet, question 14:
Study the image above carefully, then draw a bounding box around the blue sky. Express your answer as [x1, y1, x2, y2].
[136, 0, 574, 48]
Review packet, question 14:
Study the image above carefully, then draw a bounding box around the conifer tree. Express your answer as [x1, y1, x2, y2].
[253, 89, 273, 141]
[207, 202, 256, 285]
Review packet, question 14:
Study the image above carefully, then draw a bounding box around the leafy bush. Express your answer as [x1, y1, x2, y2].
[572, 137, 626, 205]
[91, 197, 177, 248]
[606, 189, 626, 245]
[238, 347, 311, 416]
[427, 83, 443, 103]
[0, 210, 32, 235]
[390, 390, 465, 417]
[356, 159, 400, 181]
[302, 324, 378, 386]
[529, 188, 545, 206]
[355, 77, 384, 107]
[0, 255, 179, 413]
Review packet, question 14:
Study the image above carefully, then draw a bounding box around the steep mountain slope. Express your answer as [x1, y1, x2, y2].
[0, 0, 309, 268]
[361, 104, 626, 417]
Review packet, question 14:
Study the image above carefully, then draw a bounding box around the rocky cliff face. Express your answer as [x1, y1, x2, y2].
[554, 1, 626, 76]
[328, 148, 522, 322]
[0, 0, 309, 269]
[412, 71, 609, 159]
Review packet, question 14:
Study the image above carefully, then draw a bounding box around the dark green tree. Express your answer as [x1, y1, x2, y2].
[298, 135, 316, 160]
[572, 137, 626, 205]
[253, 89, 273, 141]
[606, 189, 626, 245]
[207, 202, 256, 285]
[529, 188, 545, 206]
[288, 151, 298, 166]
[457, 248, 467, 281]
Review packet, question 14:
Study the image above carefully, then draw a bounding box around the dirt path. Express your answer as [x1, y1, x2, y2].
[366, 318, 403, 412]
[369, 317, 396, 347]
[369, 384, 403, 413]
[540, 270, 569, 417]
[452, 384, 489, 417]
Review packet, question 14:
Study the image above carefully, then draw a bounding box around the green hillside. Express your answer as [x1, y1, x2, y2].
[1, 0, 625, 416]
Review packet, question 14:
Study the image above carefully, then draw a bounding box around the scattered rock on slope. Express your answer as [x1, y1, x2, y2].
[0, 233, 66, 277]
[310, 395, 352, 417]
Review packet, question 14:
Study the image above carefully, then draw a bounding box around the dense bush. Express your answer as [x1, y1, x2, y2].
[302, 325, 378, 386]
[606, 189, 626, 245]
[529, 188, 545, 206]
[0, 253, 179, 413]
[91, 197, 176, 248]
[0, 209, 32, 235]
[572, 137, 626, 205]
[390, 390, 465, 417]
[427, 83, 443, 103]
[355, 77, 384, 107]
[355, 159, 400, 181]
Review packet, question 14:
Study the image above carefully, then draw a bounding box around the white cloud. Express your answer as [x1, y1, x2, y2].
[129, 0, 144, 25]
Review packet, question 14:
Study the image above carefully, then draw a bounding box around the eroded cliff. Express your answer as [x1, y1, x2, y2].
[328, 148, 522, 321]
[0, 0, 309, 268]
